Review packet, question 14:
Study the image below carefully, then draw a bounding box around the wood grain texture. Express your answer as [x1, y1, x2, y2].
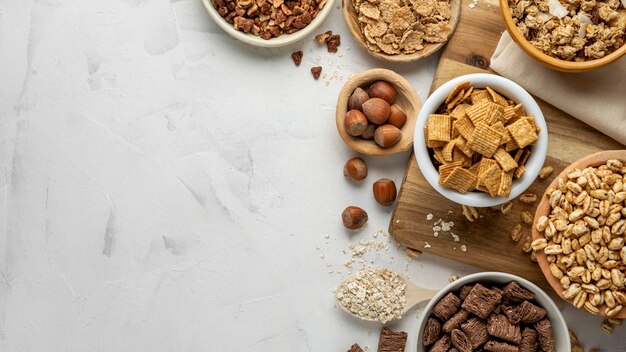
[389, 0, 625, 290]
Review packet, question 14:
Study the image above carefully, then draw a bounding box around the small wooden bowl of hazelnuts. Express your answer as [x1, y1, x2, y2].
[336, 68, 421, 156]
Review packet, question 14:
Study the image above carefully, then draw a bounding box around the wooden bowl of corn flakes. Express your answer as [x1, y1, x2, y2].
[342, 0, 462, 62]
[500, 0, 626, 72]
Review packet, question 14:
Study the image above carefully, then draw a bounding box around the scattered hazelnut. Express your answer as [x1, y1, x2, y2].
[348, 87, 369, 111]
[373, 178, 397, 206]
[387, 105, 407, 129]
[362, 97, 390, 125]
[374, 124, 402, 148]
[342, 206, 368, 229]
[344, 157, 368, 181]
[361, 124, 376, 140]
[344, 110, 368, 136]
[369, 81, 397, 103]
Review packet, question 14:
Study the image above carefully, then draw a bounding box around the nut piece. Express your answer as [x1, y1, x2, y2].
[462, 205, 479, 222]
[501, 202, 513, 215]
[373, 178, 397, 206]
[361, 124, 376, 140]
[343, 157, 368, 181]
[291, 50, 303, 66]
[348, 87, 369, 111]
[344, 110, 368, 136]
[310, 66, 322, 79]
[362, 97, 391, 124]
[387, 105, 407, 129]
[510, 224, 522, 242]
[539, 165, 554, 179]
[341, 206, 368, 229]
[374, 124, 402, 148]
[369, 81, 397, 103]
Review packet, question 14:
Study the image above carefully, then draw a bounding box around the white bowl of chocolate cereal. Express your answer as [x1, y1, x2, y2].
[203, 0, 335, 47]
[414, 73, 548, 208]
[416, 272, 570, 352]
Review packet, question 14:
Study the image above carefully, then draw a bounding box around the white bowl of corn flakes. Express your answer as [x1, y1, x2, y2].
[414, 73, 548, 207]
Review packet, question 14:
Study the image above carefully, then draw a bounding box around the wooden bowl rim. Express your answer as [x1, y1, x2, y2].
[499, 0, 626, 73]
[532, 150, 626, 319]
[335, 68, 422, 156]
[341, 0, 462, 62]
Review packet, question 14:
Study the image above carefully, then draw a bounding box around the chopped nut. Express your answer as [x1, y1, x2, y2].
[291, 50, 303, 66]
[501, 202, 513, 215]
[315, 30, 332, 45]
[310, 66, 322, 80]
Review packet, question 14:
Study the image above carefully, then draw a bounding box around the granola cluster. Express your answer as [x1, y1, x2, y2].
[508, 0, 626, 60]
[354, 0, 453, 55]
[213, 0, 327, 39]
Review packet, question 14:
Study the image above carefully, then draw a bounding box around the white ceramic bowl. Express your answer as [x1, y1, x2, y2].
[415, 272, 570, 352]
[202, 0, 335, 47]
[413, 73, 548, 207]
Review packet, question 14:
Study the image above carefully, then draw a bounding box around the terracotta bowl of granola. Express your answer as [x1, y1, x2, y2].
[203, 0, 335, 47]
[342, 0, 462, 62]
[336, 68, 421, 156]
[500, 0, 626, 72]
[415, 272, 570, 352]
[532, 150, 626, 319]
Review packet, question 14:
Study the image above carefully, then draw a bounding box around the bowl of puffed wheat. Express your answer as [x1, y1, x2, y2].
[203, 0, 335, 47]
[500, 0, 626, 72]
[532, 150, 626, 319]
[417, 272, 570, 352]
[414, 73, 548, 208]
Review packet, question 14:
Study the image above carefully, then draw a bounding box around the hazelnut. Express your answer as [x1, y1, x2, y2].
[361, 124, 376, 140]
[342, 206, 368, 229]
[369, 81, 397, 103]
[362, 98, 390, 125]
[348, 87, 369, 111]
[344, 110, 368, 136]
[374, 124, 402, 148]
[373, 178, 397, 206]
[344, 157, 368, 181]
[387, 105, 407, 129]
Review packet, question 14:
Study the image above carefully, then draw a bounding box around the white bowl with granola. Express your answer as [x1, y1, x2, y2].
[203, 0, 335, 47]
[414, 73, 548, 207]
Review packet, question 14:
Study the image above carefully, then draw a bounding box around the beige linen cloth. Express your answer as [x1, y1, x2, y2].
[490, 32, 626, 145]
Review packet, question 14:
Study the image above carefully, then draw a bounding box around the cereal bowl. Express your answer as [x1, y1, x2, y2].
[500, 0, 626, 72]
[416, 272, 570, 352]
[414, 73, 548, 207]
[532, 150, 626, 319]
[202, 0, 335, 47]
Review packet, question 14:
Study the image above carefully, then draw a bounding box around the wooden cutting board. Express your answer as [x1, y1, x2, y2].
[388, 0, 624, 288]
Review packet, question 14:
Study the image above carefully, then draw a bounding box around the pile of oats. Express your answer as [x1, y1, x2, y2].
[508, 0, 625, 60]
[336, 268, 407, 323]
[354, 0, 453, 55]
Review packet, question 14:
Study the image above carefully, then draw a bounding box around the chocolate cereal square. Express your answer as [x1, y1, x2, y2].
[461, 317, 490, 349]
[377, 327, 407, 352]
[429, 334, 451, 352]
[422, 317, 442, 346]
[487, 314, 522, 344]
[519, 300, 546, 323]
[443, 309, 470, 333]
[451, 329, 472, 352]
[462, 283, 503, 319]
[432, 292, 462, 321]
[502, 281, 535, 302]
[348, 343, 364, 352]
[519, 327, 539, 352]
[484, 340, 519, 352]
[535, 319, 555, 352]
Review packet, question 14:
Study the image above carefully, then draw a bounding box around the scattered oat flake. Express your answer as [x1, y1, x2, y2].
[425, 242, 432, 249]
[426, 213, 434, 220]
[451, 233, 460, 241]
[460, 245, 467, 252]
